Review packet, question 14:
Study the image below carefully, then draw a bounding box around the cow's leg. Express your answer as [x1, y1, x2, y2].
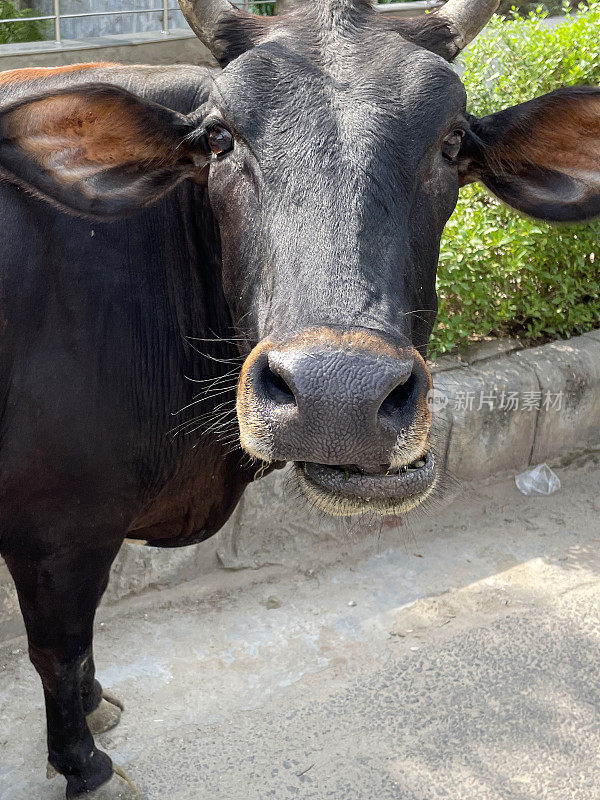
[81, 653, 124, 736]
[79, 570, 124, 736]
[4, 541, 140, 799]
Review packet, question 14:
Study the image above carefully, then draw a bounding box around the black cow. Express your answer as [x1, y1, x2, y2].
[0, 0, 599, 796]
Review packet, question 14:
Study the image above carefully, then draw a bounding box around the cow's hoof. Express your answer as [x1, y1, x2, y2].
[87, 692, 124, 735]
[48, 763, 141, 799]
[66, 766, 142, 799]
[84, 765, 142, 799]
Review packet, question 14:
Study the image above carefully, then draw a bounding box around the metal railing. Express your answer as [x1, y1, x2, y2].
[0, 0, 274, 45]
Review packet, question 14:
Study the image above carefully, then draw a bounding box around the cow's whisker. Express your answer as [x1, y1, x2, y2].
[167, 404, 236, 438]
[183, 367, 239, 385]
[170, 384, 238, 416]
[191, 385, 238, 403]
[184, 338, 244, 364]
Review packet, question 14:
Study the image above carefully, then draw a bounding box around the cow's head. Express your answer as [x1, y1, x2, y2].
[1, 0, 600, 516]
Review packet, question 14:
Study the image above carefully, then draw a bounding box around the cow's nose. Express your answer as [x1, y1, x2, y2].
[237, 330, 432, 468]
[264, 349, 417, 448]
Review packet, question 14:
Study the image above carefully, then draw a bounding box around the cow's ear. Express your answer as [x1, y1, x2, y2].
[0, 84, 207, 219]
[459, 87, 600, 223]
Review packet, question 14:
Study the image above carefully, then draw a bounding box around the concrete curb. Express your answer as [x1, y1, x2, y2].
[2, 329, 600, 640]
[432, 330, 600, 480]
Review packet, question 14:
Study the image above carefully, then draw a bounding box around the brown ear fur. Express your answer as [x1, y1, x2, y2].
[461, 87, 600, 222]
[481, 91, 600, 176]
[0, 85, 205, 219]
[4, 90, 187, 172]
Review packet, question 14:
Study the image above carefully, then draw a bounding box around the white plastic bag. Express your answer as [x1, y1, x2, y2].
[515, 463, 561, 496]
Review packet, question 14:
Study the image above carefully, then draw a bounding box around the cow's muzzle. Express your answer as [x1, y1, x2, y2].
[236, 326, 436, 516]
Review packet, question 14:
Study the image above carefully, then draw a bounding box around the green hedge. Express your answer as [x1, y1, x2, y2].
[432, 3, 600, 357]
[0, 0, 52, 44]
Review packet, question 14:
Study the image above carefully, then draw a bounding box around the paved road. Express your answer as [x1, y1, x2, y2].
[2, 451, 600, 800]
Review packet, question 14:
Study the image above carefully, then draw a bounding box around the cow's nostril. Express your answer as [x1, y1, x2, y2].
[261, 363, 296, 406]
[379, 373, 417, 418]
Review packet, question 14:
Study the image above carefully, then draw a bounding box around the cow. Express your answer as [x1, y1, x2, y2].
[0, 0, 599, 795]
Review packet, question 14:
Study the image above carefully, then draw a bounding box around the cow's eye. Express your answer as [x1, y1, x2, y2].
[206, 124, 234, 157]
[442, 129, 465, 162]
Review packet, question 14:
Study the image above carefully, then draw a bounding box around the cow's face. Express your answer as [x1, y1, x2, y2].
[208, 31, 465, 349]
[204, 19, 466, 514]
[2, 0, 600, 516]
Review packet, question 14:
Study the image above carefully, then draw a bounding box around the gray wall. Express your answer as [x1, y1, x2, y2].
[0, 31, 215, 70]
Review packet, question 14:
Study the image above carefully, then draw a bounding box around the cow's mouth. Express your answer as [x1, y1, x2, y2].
[294, 451, 436, 516]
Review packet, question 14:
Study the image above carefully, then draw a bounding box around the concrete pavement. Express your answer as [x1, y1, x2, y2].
[2, 450, 600, 800]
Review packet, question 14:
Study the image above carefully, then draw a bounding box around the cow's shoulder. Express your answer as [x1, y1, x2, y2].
[0, 62, 215, 114]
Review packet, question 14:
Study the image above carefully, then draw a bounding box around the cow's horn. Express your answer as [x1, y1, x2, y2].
[435, 0, 499, 54]
[178, 0, 263, 65]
